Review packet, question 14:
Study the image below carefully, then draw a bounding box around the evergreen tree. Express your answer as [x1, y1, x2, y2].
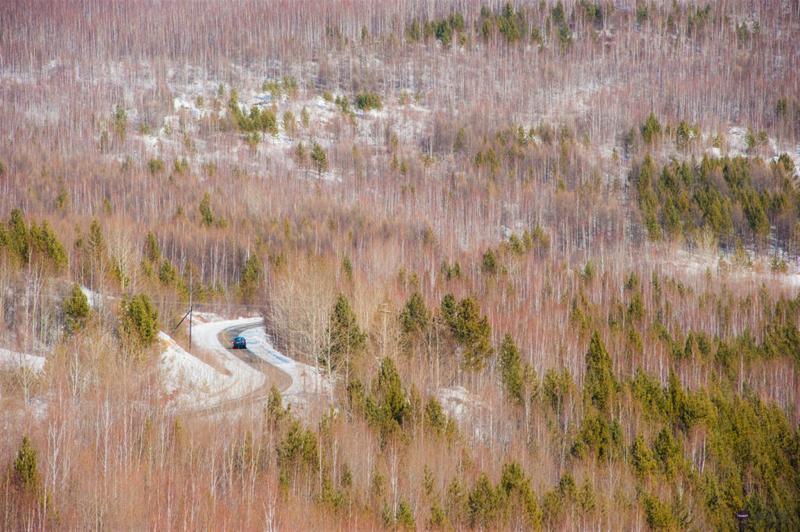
[399, 291, 429, 352]
[199, 192, 215, 227]
[584, 331, 616, 412]
[143, 231, 161, 264]
[7, 208, 30, 264]
[468, 473, 501, 528]
[499, 334, 525, 404]
[119, 293, 159, 350]
[321, 294, 366, 377]
[631, 434, 658, 477]
[239, 253, 263, 302]
[63, 283, 90, 334]
[367, 357, 409, 437]
[641, 113, 662, 144]
[13, 436, 40, 494]
[311, 142, 328, 175]
[443, 296, 493, 371]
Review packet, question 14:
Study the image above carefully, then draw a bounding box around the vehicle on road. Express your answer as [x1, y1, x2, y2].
[232, 336, 247, 349]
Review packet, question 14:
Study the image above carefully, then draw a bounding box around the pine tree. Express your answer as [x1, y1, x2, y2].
[468, 473, 500, 528]
[63, 283, 90, 334]
[641, 113, 662, 144]
[119, 293, 159, 350]
[199, 192, 214, 227]
[631, 434, 658, 477]
[499, 334, 525, 404]
[311, 142, 328, 175]
[399, 291, 430, 352]
[7, 208, 30, 264]
[321, 294, 366, 378]
[13, 436, 40, 493]
[584, 331, 616, 412]
[143, 231, 161, 264]
[367, 357, 409, 437]
[396, 499, 416, 530]
[239, 254, 263, 302]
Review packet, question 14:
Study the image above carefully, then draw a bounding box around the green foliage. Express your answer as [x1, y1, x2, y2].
[543, 368, 573, 415]
[321, 294, 366, 374]
[497, 3, 527, 43]
[310, 142, 328, 175]
[354, 92, 382, 111]
[499, 334, 525, 404]
[423, 397, 455, 438]
[631, 434, 658, 477]
[113, 104, 127, 142]
[143, 231, 161, 264]
[476, 3, 530, 44]
[441, 295, 493, 371]
[641, 113, 662, 144]
[63, 284, 90, 334]
[158, 259, 177, 285]
[468, 473, 501, 528]
[277, 419, 318, 486]
[0, 209, 67, 271]
[239, 254, 263, 302]
[409, 11, 465, 47]
[571, 413, 622, 460]
[481, 248, 498, 275]
[365, 357, 409, 438]
[119, 293, 159, 349]
[675, 120, 698, 150]
[13, 436, 40, 493]
[641, 492, 674, 529]
[395, 499, 415, 529]
[199, 192, 217, 227]
[584, 332, 616, 412]
[498, 462, 542, 528]
[631, 155, 791, 247]
[399, 291, 430, 352]
[653, 427, 682, 477]
[147, 158, 165, 175]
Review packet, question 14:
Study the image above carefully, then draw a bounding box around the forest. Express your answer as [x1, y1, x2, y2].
[0, 1, 799, 530]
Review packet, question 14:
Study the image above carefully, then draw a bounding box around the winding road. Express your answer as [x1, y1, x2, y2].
[186, 317, 329, 416]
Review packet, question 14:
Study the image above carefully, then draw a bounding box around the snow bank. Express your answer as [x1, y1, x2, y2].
[0, 347, 45, 373]
[159, 331, 230, 409]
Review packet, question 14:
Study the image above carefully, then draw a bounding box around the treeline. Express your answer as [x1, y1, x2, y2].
[631, 154, 800, 251]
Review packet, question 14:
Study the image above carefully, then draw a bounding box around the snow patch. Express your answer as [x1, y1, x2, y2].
[436, 385, 492, 441]
[159, 331, 230, 409]
[0, 347, 45, 373]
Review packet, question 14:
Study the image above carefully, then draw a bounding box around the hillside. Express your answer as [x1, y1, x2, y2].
[1, 1, 799, 530]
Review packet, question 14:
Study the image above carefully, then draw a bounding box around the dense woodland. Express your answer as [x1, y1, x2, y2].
[1, 1, 799, 530]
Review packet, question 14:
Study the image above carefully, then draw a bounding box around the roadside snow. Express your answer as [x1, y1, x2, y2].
[0, 347, 45, 373]
[159, 331, 230, 409]
[238, 324, 332, 410]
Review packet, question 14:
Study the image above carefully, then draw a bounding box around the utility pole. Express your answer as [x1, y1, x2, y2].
[174, 269, 194, 350]
[188, 269, 193, 350]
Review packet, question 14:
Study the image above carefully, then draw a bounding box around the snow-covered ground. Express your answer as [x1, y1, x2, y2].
[159, 331, 232, 409]
[436, 385, 492, 442]
[0, 347, 45, 373]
